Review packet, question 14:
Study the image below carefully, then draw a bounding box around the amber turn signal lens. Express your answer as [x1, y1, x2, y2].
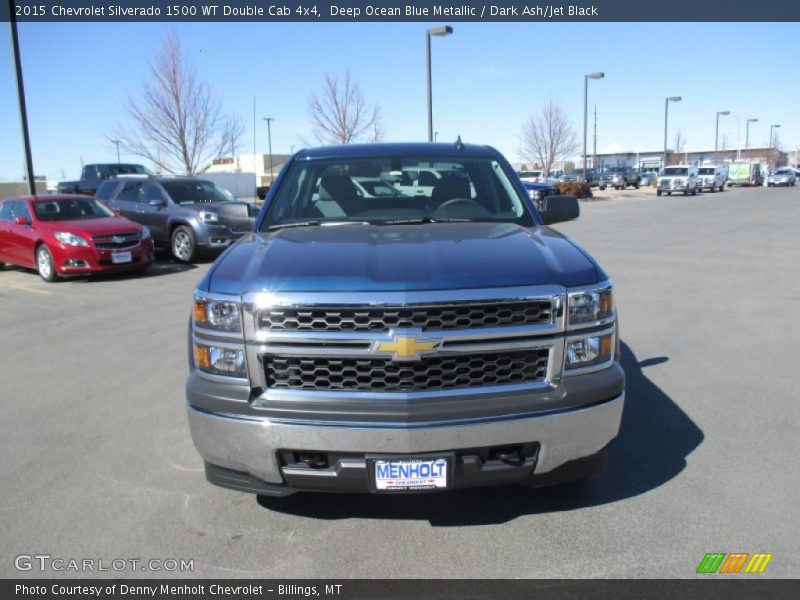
[193, 301, 207, 326]
[194, 344, 211, 370]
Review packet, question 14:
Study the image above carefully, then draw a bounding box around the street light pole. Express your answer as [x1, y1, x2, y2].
[263, 117, 275, 185]
[8, 3, 36, 194]
[583, 72, 604, 180]
[663, 96, 681, 168]
[745, 118, 758, 151]
[769, 124, 781, 168]
[715, 111, 729, 152]
[426, 26, 453, 142]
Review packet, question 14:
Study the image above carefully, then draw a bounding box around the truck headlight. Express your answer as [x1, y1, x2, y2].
[566, 332, 615, 371]
[194, 295, 242, 332]
[54, 231, 88, 247]
[193, 343, 246, 377]
[567, 283, 614, 328]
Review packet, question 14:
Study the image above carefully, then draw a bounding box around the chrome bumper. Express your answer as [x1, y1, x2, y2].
[187, 391, 625, 487]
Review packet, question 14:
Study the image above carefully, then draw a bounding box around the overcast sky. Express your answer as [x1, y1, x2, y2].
[1, 21, 798, 181]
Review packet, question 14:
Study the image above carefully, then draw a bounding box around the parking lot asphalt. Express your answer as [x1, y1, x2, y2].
[1, 184, 799, 578]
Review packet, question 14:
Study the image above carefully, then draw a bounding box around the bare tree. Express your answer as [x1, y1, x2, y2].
[672, 129, 686, 154]
[110, 30, 244, 175]
[307, 70, 384, 145]
[520, 98, 579, 175]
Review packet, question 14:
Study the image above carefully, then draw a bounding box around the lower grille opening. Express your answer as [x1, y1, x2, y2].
[264, 349, 549, 392]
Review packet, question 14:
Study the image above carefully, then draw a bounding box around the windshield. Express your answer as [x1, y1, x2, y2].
[162, 180, 232, 205]
[662, 168, 688, 176]
[698, 168, 715, 175]
[262, 155, 534, 229]
[33, 198, 114, 221]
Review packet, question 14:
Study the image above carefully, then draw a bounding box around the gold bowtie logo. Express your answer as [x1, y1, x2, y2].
[377, 334, 440, 361]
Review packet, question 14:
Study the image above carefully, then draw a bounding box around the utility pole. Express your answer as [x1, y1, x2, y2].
[592, 104, 597, 169]
[9, 2, 36, 194]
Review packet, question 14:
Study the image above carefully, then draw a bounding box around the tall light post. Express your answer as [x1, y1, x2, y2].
[434, 131, 439, 142]
[111, 139, 121, 162]
[9, 2, 36, 194]
[769, 124, 781, 168]
[769, 124, 781, 149]
[426, 26, 453, 142]
[715, 111, 729, 152]
[745, 118, 758, 151]
[263, 117, 274, 185]
[583, 72, 604, 178]
[663, 96, 682, 167]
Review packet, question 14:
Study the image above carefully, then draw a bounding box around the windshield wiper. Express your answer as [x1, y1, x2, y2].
[266, 220, 372, 231]
[378, 217, 473, 225]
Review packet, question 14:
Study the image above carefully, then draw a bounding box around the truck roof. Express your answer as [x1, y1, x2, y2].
[295, 142, 500, 160]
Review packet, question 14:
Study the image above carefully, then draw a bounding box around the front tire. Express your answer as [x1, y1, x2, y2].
[36, 245, 59, 282]
[171, 226, 196, 263]
[656, 190, 662, 196]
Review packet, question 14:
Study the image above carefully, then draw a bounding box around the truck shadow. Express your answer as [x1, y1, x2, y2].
[256, 342, 704, 525]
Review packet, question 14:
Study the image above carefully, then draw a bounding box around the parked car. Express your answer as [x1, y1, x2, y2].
[0, 195, 154, 282]
[767, 168, 796, 187]
[96, 176, 258, 262]
[657, 165, 699, 196]
[562, 168, 600, 186]
[57, 163, 154, 196]
[520, 181, 559, 209]
[598, 167, 641, 190]
[186, 141, 624, 497]
[697, 165, 727, 192]
[639, 171, 658, 186]
[352, 177, 409, 198]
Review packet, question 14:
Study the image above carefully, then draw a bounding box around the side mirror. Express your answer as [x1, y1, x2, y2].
[13, 216, 30, 226]
[539, 195, 580, 225]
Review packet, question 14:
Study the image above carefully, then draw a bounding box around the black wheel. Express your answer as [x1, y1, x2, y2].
[634, 183, 640, 189]
[683, 188, 688, 196]
[719, 183, 724, 191]
[36, 245, 59, 282]
[667, 192, 672, 196]
[656, 190, 662, 196]
[709, 184, 715, 192]
[599, 186, 605, 191]
[692, 187, 697, 196]
[171, 226, 196, 263]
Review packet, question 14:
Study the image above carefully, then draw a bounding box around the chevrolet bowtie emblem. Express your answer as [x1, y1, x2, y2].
[377, 333, 440, 361]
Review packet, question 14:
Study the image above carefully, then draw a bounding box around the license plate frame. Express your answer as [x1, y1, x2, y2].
[111, 251, 132, 264]
[367, 453, 453, 493]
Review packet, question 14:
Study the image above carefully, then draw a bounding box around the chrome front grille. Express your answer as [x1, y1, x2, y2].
[92, 232, 140, 249]
[264, 350, 550, 393]
[257, 300, 553, 332]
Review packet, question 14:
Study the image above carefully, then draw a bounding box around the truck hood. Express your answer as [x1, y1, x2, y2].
[206, 222, 600, 295]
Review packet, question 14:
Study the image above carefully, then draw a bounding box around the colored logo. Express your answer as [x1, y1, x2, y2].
[376, 332, 440, 361]
[696, 552, 772, 574]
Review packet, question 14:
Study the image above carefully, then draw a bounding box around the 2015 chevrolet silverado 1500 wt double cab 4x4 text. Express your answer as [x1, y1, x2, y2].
[186, 142, 625, 496]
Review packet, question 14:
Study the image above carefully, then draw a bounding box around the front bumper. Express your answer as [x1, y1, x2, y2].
[55, 241, 154, 275]
[187, 380, 625, 495]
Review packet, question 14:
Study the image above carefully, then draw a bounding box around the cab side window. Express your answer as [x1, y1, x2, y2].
[116, 182, 142, 203]
[141, 183, 164, 205]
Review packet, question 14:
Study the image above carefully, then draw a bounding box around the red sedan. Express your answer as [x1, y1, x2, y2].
[0, 195, 154, 282]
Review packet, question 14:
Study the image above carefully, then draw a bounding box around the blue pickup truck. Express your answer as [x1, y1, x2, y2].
[186, 142, 625, 496]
